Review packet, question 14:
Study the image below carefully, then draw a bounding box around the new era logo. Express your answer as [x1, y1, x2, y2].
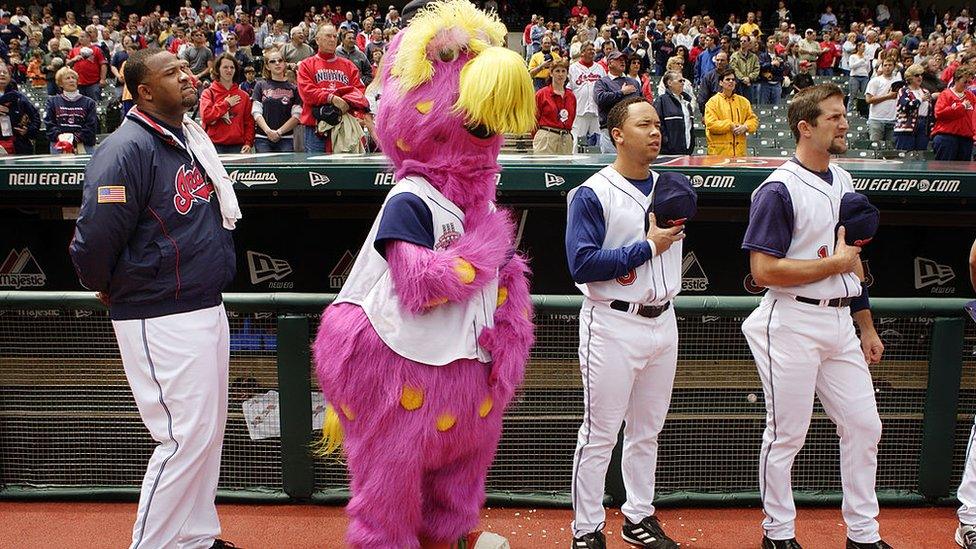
[0, 248, 46, 289]
[544, 172, 565, 188]
[914, 257, 954, 289]
[309, 172, 330, 187]
[247, 251, 293, 285]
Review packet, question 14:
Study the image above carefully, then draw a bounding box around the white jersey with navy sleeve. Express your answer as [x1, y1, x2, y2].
[335, 175, 498, 366]
[566, 165, 683, 306]
[751, 160, 862, 300]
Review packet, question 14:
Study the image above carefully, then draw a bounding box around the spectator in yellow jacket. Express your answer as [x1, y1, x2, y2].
[704, 67, 759, 156]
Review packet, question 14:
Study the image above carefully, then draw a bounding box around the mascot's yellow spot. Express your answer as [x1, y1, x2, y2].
[396, 138, 411, 152]
[415, 100, 433, 114]
[400, 386, 425, 411]
[340, 404, 355, 421]
[436, 413, 457, 432]
[454, 258, 476, 284]
[426, 296, 449, 307]
[496, 287, 508, 307]
[479, 396, 493, 418]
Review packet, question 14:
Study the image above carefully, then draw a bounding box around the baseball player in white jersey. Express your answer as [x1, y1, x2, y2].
[740, 84, 891, 549]
[954, 239, 976, 549]
[566, 96, 696, 549]
[568, 41, 607, 149]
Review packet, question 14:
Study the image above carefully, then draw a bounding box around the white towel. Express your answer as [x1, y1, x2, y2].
[182, 115, 242, 230]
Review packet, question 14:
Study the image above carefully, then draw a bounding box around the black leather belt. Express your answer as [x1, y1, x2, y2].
[795, 296, 852, 307]
[610, 300, 671, 318]
[539, 126, 571, 136]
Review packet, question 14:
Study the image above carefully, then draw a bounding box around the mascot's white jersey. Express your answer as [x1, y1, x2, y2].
[753, 161, 862, 300]
[566, 165, 683, 305]
[335, 176, 498, 366]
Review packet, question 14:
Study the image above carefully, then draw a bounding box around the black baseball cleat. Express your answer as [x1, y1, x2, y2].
[846, 539, 892, 549]
[571, 530, 607, 549]
[762, 536, 803, 549]
[620, 515, 679, 549]
[210, 540, 238, 549]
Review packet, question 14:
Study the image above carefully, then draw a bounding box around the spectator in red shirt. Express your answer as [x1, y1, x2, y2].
[200, 52, 254, 153]
[66, 32, 107, 102]
[931, 64, 976, 160]
[571, 0, 590, 20]
[523, 14, 537, 59]
[818, 32, 840, 76]
[234, 13, 256, 58]
[534, 58, 577, 154]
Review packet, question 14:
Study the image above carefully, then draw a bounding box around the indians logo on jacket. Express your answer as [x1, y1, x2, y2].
[173, 163, 214, 214]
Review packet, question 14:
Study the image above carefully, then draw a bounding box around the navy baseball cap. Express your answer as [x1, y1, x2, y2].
[838, 192, 880, 246]
[653, 173, 698, 228]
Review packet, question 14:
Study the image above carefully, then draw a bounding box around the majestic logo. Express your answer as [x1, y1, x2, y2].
[0, 248, 47, 289]
[227, 169, 278, 187]
[743, 273, 765, 294]
[309, 172, 330, 186]
[616, 268, 637, 286]
[329, 250, 357, 289]
[681, 252, 708, 292]
[544, 172, 565, 188]
[435, 223, 462, 250]
[173, 164, 214, 214]
[246, 251, 294, 288]
[914, 257, 955, 292]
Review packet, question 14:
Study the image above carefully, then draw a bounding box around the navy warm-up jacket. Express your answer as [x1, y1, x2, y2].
[69, 109, 237, 320]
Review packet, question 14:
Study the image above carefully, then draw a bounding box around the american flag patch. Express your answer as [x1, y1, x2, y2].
[97, 186, 126, 204]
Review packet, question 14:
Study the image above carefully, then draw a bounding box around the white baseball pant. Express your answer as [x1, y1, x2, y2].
[571, 113, 600, 150]
[742, 294, 882, 543]
[957, 423, 976, 524]
[113, 304, 230, 549]
[571, 300, 678, 537]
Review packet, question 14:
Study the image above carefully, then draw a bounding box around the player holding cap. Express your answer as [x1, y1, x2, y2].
[740, 83, 890, 549]
[565, 95, 695, 549]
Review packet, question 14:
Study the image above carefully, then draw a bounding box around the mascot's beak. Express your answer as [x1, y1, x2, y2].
[455, 46, 536, 136]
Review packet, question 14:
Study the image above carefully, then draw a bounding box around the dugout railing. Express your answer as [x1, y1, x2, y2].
[0, 292, 972, 508]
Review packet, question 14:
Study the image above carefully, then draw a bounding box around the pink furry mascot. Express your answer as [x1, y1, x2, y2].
[312, 1, 537, 548]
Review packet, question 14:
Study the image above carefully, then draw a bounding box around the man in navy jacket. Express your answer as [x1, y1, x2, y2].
[69, 48, 238, 549]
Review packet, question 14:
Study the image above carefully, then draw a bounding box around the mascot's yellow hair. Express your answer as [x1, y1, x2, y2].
[315, 405, 345, 457]
[390, 0, 536, 135]
[391, 0, 505, 91]
[455, 46, 536, 135]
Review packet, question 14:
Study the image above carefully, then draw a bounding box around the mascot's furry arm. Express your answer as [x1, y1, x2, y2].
[478, 252, 534, 400]
[385, 209, 516, 314]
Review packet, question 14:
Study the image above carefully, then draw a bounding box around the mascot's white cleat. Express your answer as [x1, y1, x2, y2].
[456, 531, 510, 549]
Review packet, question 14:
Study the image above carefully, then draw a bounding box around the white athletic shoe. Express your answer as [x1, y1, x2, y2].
[957, 523, 976, 549]
[459, 531, 510, 549]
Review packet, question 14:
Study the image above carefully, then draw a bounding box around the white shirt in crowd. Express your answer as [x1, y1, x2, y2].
[866, 73, 898, 121]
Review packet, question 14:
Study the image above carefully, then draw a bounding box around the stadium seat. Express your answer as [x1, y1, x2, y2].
[753, 147, 792, 157]
[838, 149, 875, 158]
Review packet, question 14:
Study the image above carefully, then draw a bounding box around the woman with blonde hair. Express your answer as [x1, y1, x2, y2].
[894, 63, 933, 151]
[251, 48, 300, 152]
[44, 67, 97, 154]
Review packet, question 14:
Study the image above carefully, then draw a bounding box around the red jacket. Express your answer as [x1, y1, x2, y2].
[69, 45, 106, 86]
[296, 51, 366, 126]
[932, 88, 976, 138]
[200, 81, 255, 146]
[535, 85, 577, 131]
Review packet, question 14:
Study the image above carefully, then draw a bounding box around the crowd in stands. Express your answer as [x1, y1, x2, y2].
[0, 1, 974, 160]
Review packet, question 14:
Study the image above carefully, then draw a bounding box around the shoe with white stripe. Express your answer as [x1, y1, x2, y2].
[762, 536, 802, 549]
[620, 516, 678, 549]
[846, 538, 892, 549]
[958, 523, 976, 549]
[571, 530, 607, 549]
